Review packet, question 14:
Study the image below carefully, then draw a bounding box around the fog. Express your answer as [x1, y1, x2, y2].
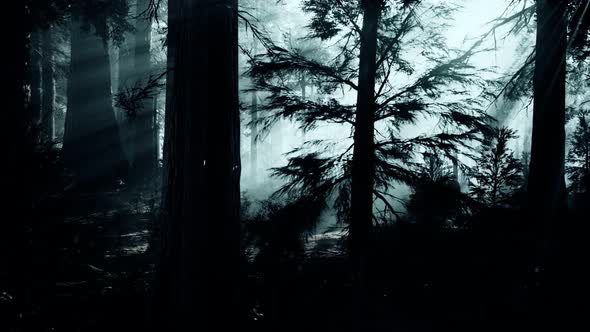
[236, 0, 532, 219]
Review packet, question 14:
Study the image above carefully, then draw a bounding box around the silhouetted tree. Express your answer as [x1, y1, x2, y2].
[247, 0, 494, 247]
[469, 127, 523, 208]
[349, 0, 382, 266]
[158, 0, 243, 330]
[2, 1, 31, 305]
[527, 0, 568, 226]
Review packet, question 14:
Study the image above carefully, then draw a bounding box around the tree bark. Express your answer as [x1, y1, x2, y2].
[158, 0, 243, 329]
[41, 25, 56, 141]
[528, 0, 567, 234]
[64, 10, 127, 187]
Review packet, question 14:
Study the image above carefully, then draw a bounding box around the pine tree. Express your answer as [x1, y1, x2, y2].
[469, 127, 524, 208]
[247, 0, 495, 242]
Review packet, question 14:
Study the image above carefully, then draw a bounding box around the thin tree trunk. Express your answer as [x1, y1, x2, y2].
[159, 0, 243, 329]
[251, 91, 258, 179]
[31, 30, 42, 126]
[301, 77, 307, 143]
[118, 24, 135, 164]
[528, 0, 567, 239]
[153, 94, 159, 165]
[132, 0, 156, 183]
[251, 22, 259, 181]
[41, 25, 55, 141]
[64, 10, 127, 187]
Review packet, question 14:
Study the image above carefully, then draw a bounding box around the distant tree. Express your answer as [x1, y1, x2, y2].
[63, 0, 131, 187]
[158, 0, 243, 330]
[566, 111, 590, 195]
[131, 0, 158, 183]
[31, 31, 42, 125]
[41, 25, 56, 141]
[469, 127, 524, 208]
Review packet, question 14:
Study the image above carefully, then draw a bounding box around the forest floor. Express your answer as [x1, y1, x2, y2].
[3, 187, 589, 332]
[52, 188, 156, 332]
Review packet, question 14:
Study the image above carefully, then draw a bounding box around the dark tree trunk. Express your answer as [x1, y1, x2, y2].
[528, 0, 567, 236]
[131, 0, 156, 183]
[349, 2, 381, 328]
[349, 0, 380, 261]
[41, 25, 56, 141]
[64, 10, 127, 187]
[250, 0, 259, 180]
[251, 91, 258, 179]
[158, 0, 243, 330]
[2, 1, 33, 315]
[31, 30, 42, 126]
[301, 77, 307, 143]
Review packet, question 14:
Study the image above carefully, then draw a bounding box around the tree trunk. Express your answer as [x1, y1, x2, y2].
[349, 0, 380, 261]
[251, 91, 258, 179]
[528, 0, 567, 237]
[31, 30, 42, 126]
[132, 0, 156, 183]
[41, 25, 55, 141]
[301, 77, 307, 144]
[64, 10, 127, 188]
[349, 1, 381, 327]
[158, 0, 243, 329]
[250, 21, 259, 181]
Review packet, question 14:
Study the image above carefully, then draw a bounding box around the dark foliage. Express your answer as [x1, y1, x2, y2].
[244, 194, 325, 265]
[115, 71, 167, 121]
[407, 153, 474, 228]
[468, 127, 524, 208]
